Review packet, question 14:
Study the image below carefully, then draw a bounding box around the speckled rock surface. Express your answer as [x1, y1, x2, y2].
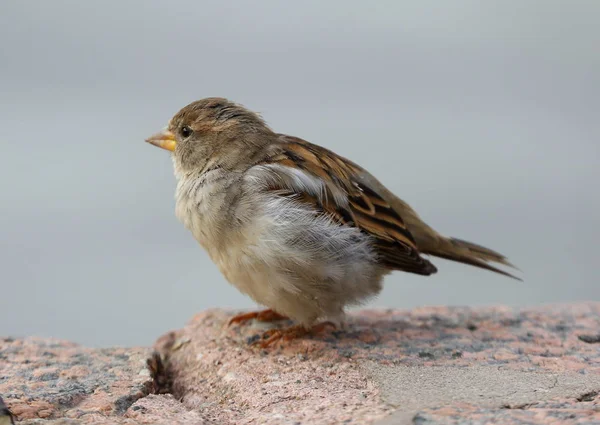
[2, 303, 599, 424]
[155, 303, 600, 424]
[0, 338, 205, 424]
[0, 337, 152, 422]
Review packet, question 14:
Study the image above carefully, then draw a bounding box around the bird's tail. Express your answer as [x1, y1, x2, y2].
[350, 171, 521, 280]
[421, 237, 521, 280]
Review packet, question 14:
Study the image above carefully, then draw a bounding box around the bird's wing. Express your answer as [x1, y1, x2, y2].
[252, 135, 437, 276]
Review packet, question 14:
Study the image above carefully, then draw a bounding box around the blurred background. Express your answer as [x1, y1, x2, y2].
[1, 1, 598, 347]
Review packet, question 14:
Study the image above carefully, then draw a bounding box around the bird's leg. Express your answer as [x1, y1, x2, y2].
[252, 321, 337, 348]
[228, 309, 289, 326]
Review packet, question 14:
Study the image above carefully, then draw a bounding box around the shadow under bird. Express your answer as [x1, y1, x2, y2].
[145, 98, 520, 346]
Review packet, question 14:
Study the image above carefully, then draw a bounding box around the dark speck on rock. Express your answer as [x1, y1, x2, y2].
[412, 413, 431, 425]
[418, 351, 435, 359]
[114, 394, 138, 415]
[39, 372, 59, 381]
[452, 351, 463, 359]
[519, 333, 534, 342]
[578, 334, 600, 344]
[481, 334, 496, 343]
[501, 318, 522, 327]
[246, 334, 261, 345]
[539, 350, 562, 358]
[576, 390, 598, 402]
[467, 342, 487, 352]
[467, 323, 478, 331]
[114, 354, 130, 361]
[553, 323, 569, 332]
[70, 353, 92, 365]
[340, 349, 354, 358]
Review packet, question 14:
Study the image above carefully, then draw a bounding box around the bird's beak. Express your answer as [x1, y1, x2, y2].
[145, 129, 177, 152]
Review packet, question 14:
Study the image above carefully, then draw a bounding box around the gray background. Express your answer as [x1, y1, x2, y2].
[1, 1, 598, 347]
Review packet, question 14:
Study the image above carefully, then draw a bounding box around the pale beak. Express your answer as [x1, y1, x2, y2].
[145, 129, 177, 152]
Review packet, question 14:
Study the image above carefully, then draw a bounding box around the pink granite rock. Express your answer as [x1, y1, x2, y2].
[154, 303, 600, 424]
[0, 338, 203, 424]
[2, 303, 599, 424]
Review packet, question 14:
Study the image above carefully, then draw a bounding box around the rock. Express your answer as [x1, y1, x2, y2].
[1, 303, 599, 424]
[0, 338, 201, 424]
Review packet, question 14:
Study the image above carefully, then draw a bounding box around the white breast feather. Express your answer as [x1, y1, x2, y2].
[173, 162, 384, 324]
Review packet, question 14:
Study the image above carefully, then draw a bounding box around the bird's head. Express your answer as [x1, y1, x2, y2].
[145, 97, 272, 174]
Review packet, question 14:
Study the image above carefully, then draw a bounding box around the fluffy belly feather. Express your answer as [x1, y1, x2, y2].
[175, 175, 385, 325]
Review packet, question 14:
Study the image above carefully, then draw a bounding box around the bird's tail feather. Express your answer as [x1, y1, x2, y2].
[423, 237, 521, 281]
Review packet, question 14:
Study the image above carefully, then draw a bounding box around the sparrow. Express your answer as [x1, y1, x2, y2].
[146, 98, 519, 346]
[0, 397, 15, 425]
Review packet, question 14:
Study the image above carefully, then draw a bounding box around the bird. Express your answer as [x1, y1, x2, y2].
[0, 397, 15, 425]
[145, 97, 519, 346]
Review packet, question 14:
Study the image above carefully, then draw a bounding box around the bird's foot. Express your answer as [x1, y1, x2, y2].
[251, 321, 337, 348]
[228, 309, 289, 327]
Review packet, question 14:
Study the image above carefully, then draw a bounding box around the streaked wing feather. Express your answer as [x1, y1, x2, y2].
[260, 135, 437, 276]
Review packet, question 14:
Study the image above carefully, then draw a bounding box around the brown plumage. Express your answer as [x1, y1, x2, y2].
[145, 97, 521, 346]
[263, 136, 437, 276]
[261, 135, 519, 280]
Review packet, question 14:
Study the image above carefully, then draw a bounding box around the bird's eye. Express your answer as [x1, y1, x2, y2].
[180, 126, 193, 138]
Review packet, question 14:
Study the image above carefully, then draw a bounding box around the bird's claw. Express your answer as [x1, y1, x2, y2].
[250, 321, 337, 348]
[228, 309, 289, 326]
